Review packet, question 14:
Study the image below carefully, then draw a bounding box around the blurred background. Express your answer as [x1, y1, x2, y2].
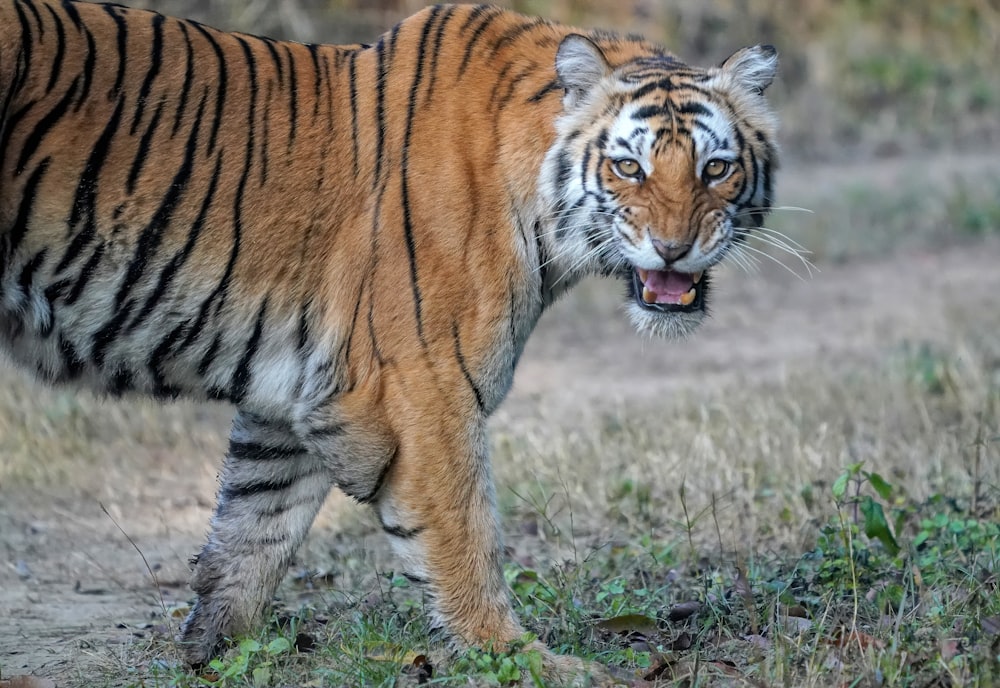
[126, 0, 1000, 162]
[3, 1, 999, 683]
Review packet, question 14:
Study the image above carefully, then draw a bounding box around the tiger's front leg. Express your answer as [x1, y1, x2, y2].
[375, 381, 619, 685]
[375, 392, 523, 649]
[179, 412, 336, 666]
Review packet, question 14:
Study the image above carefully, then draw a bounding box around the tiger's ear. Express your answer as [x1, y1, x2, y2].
[556, 34, 612, 108]
[719, 45, 778, 94]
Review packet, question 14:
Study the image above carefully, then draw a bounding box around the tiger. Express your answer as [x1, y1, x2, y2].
[0, 0, 778, 680]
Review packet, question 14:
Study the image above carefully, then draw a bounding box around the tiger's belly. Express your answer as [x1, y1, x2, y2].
[0, 258, 311, 415]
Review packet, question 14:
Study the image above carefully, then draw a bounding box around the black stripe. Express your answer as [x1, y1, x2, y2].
[108, 368, 134, 396]
[677, 101, 712, 118]
[131, 12, 165, 135]
[21, 0, 44, 38]
[307, 43, 322, 120]
[229, 440, 302, 462]
[2, 160, 50, 285]
[127, 151, 222, 334]
[382, 523, 424, 539]
[90, 299, 133, 367]
[452, 321, 485, 411]
[103, 4, 127, 98]
[148, 323, 185, 397]
[43, 4, 66, 92]
[398, 8, 442, 344]
[631, 78, 672, 100]
[191, 22, 227, 156]
[284, 43, 298, 150]
[260, 81, 272, 185]
[16, 75, 80, 175]
[356, 452, 394, 505]
[296, 300, 310, 350]
[60, 0, 82, 30]
[260, 36, 283, 85]
[112, 92, 203, 311]
[197, 332, 222, 377]
[59, 334, 85, 379]
[424, 4, 455, 105]
[180, 36, 255, 354]
[64, 241, 104, 305]
[457, 4, 489, 34]
[372, 36, 388, 187]
[220, 475, 302, 501]
[632, 104, 671, 120]
[459, 7, 502, 76]
[533, 220, 549, 294]
[54, 93, 126, 275]
[528, 79, 560, 103]
[17, 248, 47, 296]
[75, 27, 96, 111]
[488, 18, 544, 57]
[347, 49, 359, 174]
[172, 22, 195, 137]
[229, 297, 268, 404]
[127, 98, 165, 194]
[12, 2, 34, 86]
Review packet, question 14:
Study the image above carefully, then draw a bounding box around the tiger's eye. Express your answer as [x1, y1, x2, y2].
[613, 158, 643, 180]
[703, 159, 731, 181]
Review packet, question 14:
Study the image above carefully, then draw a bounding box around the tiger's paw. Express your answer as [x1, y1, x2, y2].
[526, 642, 648, 687]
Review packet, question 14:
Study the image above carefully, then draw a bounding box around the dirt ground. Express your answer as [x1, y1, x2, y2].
[2, 155, 999, 684]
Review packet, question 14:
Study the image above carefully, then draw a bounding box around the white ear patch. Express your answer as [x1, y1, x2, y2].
[555, 34, 612, 107]
[719, 45, 778, 94]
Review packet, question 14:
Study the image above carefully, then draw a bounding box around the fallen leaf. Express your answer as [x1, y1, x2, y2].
[402, 654, 434, 684]
[784, 604, 809, 618]
[0, 678, 57, 688]
[780, 615, 813, 634]
[667, 601, 701, 622]
[827, 629, 885, 651]
[595, 613, 658, 637]
[668, 632, 693, 651]
[982, 616, 1000, 637]
[940, 639, 961, 661]
[366, 648, 425, 665]
[643, 655, 683, 682]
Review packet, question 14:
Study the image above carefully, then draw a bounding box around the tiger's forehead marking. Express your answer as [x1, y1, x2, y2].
[605, 87, 738, 170]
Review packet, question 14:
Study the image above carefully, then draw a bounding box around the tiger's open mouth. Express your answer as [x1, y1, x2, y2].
[629, 267, 706, 313]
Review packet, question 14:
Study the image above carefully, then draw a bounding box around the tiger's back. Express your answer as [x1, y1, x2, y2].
[0, 0, 778, 677]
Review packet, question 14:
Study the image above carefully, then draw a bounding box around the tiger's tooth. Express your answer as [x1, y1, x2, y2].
[638, 268, 649, 282]
[679, 288, 697, 306]
[642, 286, 656, 304]
[693, 271, 704, 284]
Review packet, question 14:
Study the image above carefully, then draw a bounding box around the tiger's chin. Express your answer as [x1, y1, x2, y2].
[623, 267, 710, 339]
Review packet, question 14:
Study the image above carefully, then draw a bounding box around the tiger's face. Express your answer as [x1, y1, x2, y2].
[540, 35, 779, 339]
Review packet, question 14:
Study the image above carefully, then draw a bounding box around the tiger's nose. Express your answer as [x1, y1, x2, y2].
[652, 238, 692, 265]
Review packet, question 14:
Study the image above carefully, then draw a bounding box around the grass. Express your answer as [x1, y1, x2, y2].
[2, 153, 999, 685]
[37, 327, 991, 687]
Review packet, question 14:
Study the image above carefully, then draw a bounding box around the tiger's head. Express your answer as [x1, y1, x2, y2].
[539, 34, 779, 339]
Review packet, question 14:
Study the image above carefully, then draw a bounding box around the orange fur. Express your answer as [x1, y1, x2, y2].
[0, 2, 778, 679]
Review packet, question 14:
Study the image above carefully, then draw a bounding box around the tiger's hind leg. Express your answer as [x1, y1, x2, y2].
[179, 411, 335, 666]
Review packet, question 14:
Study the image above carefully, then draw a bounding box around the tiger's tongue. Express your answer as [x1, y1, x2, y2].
[641, 269, 695, 304]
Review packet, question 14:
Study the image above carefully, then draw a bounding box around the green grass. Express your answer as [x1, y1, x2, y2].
[84, 331, 999, 687]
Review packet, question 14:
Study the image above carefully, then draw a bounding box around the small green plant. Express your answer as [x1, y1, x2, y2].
[451, 633, 544, 687]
